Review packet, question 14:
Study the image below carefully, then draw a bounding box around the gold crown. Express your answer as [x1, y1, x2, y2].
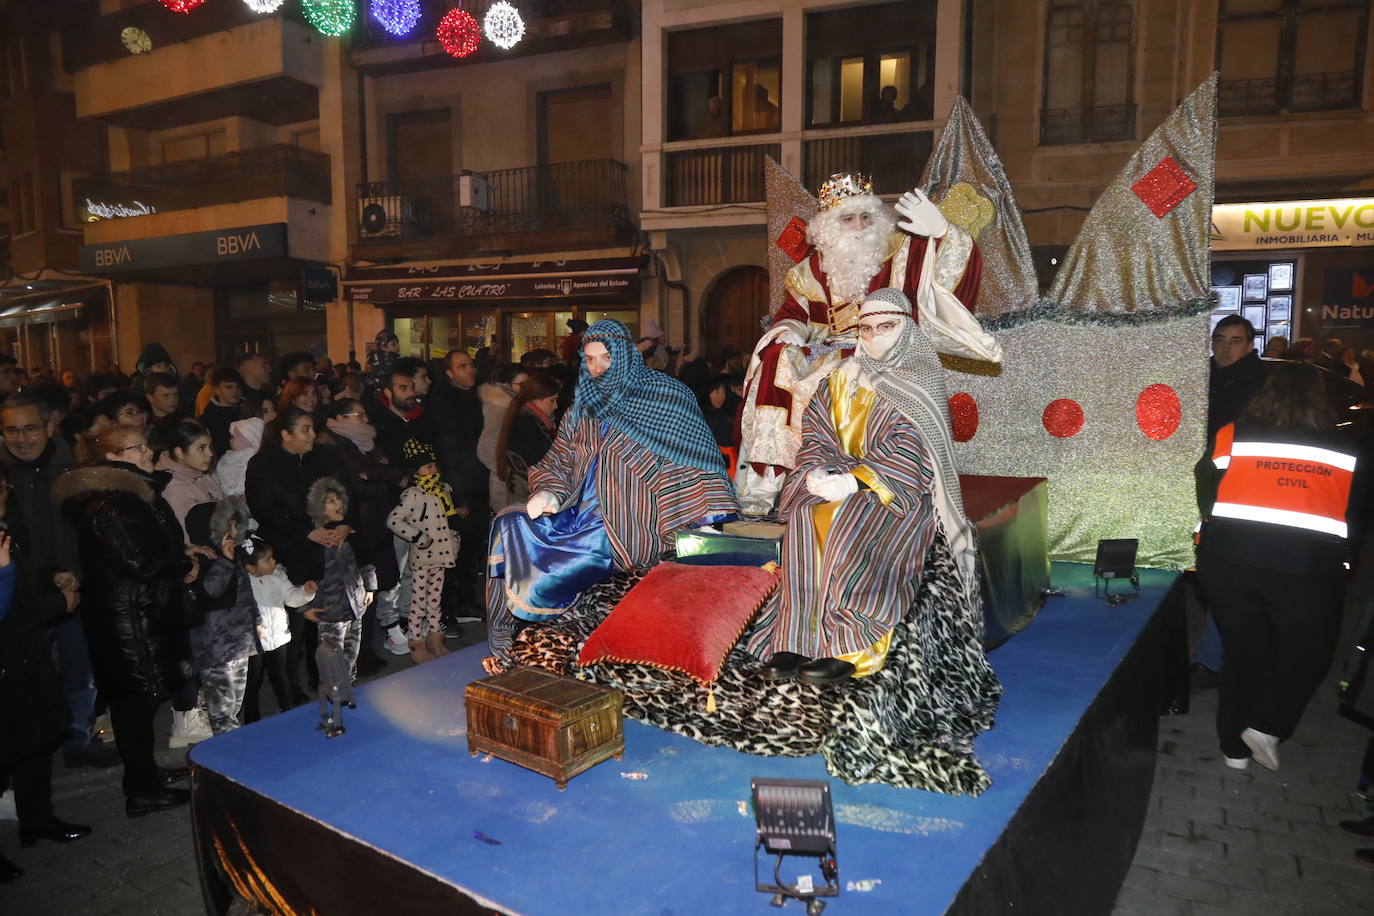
[817, 172, 874, 210]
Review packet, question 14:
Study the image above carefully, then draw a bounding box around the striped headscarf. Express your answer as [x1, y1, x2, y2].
[566, 319, 727, 477]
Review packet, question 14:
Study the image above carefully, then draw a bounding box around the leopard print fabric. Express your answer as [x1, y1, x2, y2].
[509, 532, 1002, 796]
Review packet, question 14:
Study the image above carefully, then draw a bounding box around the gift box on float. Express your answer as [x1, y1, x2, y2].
[674, 528, 782, 566]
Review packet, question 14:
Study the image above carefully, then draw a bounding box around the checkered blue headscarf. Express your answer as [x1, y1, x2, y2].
[566, 319, 727, 477]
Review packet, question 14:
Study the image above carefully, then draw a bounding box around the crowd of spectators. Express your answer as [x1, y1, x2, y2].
[0, 323, 752, 882]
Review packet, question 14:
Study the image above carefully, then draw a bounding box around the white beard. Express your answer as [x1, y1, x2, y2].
[809, 198, 897, 305]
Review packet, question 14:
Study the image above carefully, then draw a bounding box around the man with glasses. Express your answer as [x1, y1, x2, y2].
[0, 393, 118, 769]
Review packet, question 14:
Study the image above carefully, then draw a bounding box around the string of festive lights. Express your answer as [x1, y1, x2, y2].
[302, 0, 356, 36]
[483, 1, 525, 50]
[370, 0, 421, 36]
[159, 0, 206, 13]
[242, 0, 287, 13]
[436, 8, 481, 59]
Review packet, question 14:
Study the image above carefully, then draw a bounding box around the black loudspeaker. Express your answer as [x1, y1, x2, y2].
[1094, 538, 1140, 602]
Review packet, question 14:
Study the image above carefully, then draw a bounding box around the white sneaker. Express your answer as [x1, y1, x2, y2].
[93, 712, 116, 744]
[1241, 728, 1280, 771]
[0, 789, 16, 821]
[383, 624, 409, 656]
[1224, 756, 1250, 770]
[169, 708, 213, 748]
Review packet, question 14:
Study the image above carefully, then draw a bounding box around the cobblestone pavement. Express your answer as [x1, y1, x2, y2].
[4, 595, 1372, 914]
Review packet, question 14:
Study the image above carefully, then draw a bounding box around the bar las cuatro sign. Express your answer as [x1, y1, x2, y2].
[1211, 198, 1374, 251]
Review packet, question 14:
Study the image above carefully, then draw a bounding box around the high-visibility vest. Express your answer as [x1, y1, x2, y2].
[1210, 422, 1356, 539]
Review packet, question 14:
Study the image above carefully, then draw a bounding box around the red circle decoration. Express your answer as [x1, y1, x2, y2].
[1136, 383, 1181, 441]
[948, 393, 979, 442]
[437, 8, 481, 58]
[160, 0, 205, 12]
[1042, 398, 1085, 438]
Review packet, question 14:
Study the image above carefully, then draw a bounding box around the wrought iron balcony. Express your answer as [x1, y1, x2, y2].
[804, 131, 933, 197]
[1039, 104, 1136, 145]
[1219, 72, 1360, 117]
[664, 144, 781, 207]
[353, 158, 630, 243]
[73, 145, 332, 219]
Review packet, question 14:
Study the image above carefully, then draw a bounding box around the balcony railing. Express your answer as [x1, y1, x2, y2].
[74, 145, 332, 219]
[1219, 72, 1360, 117]
[804, 131, 932, 197]
[1039, 104, 1136, 145]
[664, 144, 781, 206]
[353, 158, 630, 243]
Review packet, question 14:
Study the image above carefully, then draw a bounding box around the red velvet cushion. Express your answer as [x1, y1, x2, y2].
[577, 562, 780, 685]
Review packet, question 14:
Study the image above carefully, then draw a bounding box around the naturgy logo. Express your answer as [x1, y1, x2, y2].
[1354, 272, 1374, 300]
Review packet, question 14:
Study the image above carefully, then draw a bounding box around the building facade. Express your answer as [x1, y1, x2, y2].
[641, 0, 1374, 360]
[335, 0, 644, 366]
[0, 0, 111, 374]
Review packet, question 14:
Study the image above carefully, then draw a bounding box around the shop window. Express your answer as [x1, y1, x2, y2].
[1041, 1, 1136, 144]
[806, 2, 935, 128]
[1217, 0, 1369, 117]
[1210, 259, 1297, 350]
[666, 20, 783, 141]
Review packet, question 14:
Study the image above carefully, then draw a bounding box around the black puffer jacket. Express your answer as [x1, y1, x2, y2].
[0, 531, 70, 767]
[52, 463, 191, 699]
[244, 443, 353, 584]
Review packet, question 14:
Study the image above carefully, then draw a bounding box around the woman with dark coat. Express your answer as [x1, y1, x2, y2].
[494, 372, 561, 505]
[244, 408, 354, 701]
[322, 398, 404, 673]
[0, 468, 92, 882]
[52, 425, 200, 817]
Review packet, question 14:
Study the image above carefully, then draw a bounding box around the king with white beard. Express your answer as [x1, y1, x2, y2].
[737, 172, 997, 513]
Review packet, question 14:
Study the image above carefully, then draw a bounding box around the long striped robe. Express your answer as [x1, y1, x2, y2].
[529, 417, 738, 568]
[486, 417, 738, 660]
[746, 372, 936, 661]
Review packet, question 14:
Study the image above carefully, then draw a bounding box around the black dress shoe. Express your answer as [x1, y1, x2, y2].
[62, 741, 122, 769]
[19, 817, 93, 847]
[1339, 818, 1374, 838]
[0, 852, 21, 882]
[125, 788, 191, 818]
[762, 652, 809, 681]
[798, 657, 856, 684]
[159, 767, 190, 786]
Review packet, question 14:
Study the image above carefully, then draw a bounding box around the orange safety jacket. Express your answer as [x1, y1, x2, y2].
[1209, 422, 1356, 540]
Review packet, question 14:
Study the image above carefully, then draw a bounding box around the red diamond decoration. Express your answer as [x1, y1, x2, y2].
[1131, 156, 1197, 218]
[775, 216, 811, 263]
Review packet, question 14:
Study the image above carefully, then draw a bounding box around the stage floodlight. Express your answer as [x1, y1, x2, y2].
[751, 778, 839, 914]
[1094, 538, 1140, 602]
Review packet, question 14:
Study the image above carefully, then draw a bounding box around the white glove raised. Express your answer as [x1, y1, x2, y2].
[805, 469, 859, 502]
[894, 189, 949, 239]
[526, 491, 560, 519]
[776, 325, 808, 347]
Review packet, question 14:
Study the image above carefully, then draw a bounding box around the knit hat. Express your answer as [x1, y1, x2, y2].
[136, 342, 175, 374]
[567, 318, 589, 333]
[401, 438, 438, 471]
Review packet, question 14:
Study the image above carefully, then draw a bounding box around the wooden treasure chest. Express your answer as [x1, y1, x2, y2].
[465, 667, 624, 789]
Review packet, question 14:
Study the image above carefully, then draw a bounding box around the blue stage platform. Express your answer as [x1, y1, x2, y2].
[189, 563, 1184, 916]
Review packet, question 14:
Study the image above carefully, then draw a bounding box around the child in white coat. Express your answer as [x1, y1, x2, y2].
[239, 537, 316, 720]
[386, 441, 459, 664]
